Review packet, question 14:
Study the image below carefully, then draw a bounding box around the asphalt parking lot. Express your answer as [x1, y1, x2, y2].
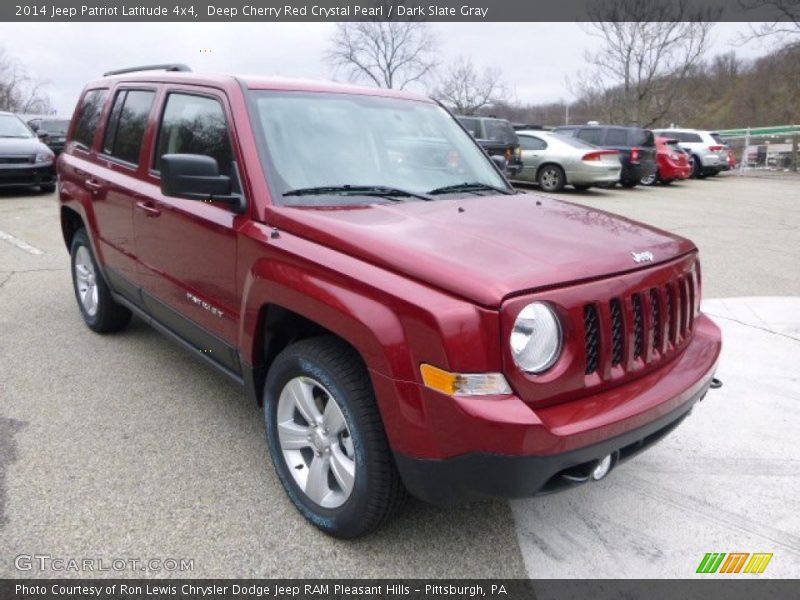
[1, 173, 799, 579]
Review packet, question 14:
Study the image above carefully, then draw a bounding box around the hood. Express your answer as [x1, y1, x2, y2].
[0, 137, 45, 155]
[270, 194, 696, 307]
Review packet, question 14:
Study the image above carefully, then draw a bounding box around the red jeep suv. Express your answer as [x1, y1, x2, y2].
[57, 65, 722, 538]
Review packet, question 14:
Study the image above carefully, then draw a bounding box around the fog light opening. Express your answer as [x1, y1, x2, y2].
[591, 454, 614, 481]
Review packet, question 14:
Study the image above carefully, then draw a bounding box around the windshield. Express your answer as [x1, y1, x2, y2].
[0, 114, 34, 138]
[249, 91, 509, 205]
[40, 119, 70, 135]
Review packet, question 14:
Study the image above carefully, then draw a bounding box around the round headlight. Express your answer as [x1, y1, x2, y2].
[510, 302, 562, 373]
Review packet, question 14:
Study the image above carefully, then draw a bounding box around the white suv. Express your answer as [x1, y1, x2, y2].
[652, 128, 728, 178]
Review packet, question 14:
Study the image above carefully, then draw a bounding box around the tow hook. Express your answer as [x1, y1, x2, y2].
[710, 378, 723, 389]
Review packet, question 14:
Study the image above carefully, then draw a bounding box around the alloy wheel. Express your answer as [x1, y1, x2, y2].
[276, 376, 356, 508]
[74, 246, 99, 316]
[540, 167, 561, 191]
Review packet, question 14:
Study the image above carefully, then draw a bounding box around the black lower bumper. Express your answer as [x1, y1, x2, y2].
[394, 380, 711, 505]
[0, 165, 55, 188]
[621, 160, 657, 184]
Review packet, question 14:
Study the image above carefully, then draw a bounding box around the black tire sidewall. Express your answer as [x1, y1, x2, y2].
[263, 345, 375, 537]
[70, 229, 114, 331]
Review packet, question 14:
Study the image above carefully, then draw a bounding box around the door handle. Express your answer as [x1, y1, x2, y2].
[84, 179, 103, 193]
[135, 200, 162, 218]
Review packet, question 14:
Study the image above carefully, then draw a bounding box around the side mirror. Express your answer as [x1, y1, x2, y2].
[29, 122, 39, 133]
[37, 132, 49, 141]
[160, 154, 245, 212]
[491, 155, 508, 171]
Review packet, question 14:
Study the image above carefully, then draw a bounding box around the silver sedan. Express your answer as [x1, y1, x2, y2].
[514, 130, 622, 192]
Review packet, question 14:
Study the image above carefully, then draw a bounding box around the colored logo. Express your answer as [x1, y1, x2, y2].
[696, 552, 773, 574]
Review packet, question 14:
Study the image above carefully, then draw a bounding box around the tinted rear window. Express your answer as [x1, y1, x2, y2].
[102, 89, 155, 165]
[40, 119, 70, 135]
[552, 133, 597, 149]
[631, 128, 655, 147]
[483, 119, 517, 144]
[711, 133, 725, 145]
[72, 89, 108, 150]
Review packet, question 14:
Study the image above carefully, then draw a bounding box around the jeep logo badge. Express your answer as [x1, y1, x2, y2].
[631, 251, 655, 264]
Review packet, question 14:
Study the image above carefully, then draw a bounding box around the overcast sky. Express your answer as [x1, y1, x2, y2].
[0, 22, 769, 115]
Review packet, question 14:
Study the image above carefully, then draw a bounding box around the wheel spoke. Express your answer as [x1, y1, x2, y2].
[83, 285, 96, 313]
[304, 454, 331, 505]
[322, 399, 346, 435]
[277, 420, 312, 450]
[288, 378, 322, 425]
[330, 445, 355, 496]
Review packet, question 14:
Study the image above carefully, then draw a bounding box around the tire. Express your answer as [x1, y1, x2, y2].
[621, 180, 638, 189]
[70, 228, 132, 333]
[537, 164, 566, 192]
[264, 336, 407, 538]
[40, 184, 55, 193]
[573, 184, 592, 192]
[640, 171, 658, 186]
[691, 156, 706, 178]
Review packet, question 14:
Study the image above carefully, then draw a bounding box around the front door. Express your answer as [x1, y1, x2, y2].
[133, 88, 245, 375]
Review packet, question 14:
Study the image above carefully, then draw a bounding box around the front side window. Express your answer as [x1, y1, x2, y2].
[249, 91, 509, 205]
[72, 89, 108, 150]
[103, 90, 155, 164]
[154, 93, 234, 175]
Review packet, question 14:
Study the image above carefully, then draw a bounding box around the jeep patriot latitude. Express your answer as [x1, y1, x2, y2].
[58, 65, 722, 538]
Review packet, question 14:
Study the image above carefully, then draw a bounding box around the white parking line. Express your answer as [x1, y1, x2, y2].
[511, 297, 800, 578]
[0, 229, 44, 255]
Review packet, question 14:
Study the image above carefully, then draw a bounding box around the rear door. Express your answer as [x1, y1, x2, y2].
[518, 134, 548, 180]
[133, 87, 245, 375]
[91, 86, 158, 299]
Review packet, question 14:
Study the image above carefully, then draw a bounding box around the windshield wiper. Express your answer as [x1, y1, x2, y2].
[283, 185, 432, 202]
[428, 181, 513, 196]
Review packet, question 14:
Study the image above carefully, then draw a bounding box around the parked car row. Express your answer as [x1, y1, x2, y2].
[455, 114, 732, 193]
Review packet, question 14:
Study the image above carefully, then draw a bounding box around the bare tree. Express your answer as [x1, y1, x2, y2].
[0, 47, 53, 114]
[578, 0, 717, 127]
[325, 22, 438, 89]
[433, 56, 507, 115]
[737, 0, 800, 47]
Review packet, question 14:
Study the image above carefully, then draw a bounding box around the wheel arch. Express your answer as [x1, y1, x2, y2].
[60, 205, 84, 249]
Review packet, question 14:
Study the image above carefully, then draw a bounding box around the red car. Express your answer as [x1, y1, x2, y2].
[57, 65, 722, 538]
[642, 137, 693, 185]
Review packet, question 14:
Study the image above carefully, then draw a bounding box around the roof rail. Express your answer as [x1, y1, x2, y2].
[102, 64, 192, 77]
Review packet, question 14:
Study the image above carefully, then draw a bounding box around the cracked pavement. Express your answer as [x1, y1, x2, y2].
[1, 174, 799, 578]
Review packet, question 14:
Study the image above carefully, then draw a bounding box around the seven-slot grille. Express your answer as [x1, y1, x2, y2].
[584, 271, 698, 376]
[0, 155, 34, 165]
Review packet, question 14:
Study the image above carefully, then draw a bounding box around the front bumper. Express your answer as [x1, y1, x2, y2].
[380, 315, 721, 504]
[0, 163, 55, 188]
